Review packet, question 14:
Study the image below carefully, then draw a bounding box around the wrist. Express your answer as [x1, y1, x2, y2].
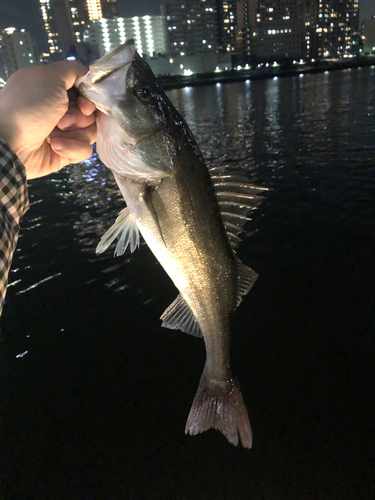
[0, 111, 16, 152]
[0, 96, 24, 158]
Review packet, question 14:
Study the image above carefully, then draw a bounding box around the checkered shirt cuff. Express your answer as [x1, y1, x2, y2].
[0, 140, 29, 315]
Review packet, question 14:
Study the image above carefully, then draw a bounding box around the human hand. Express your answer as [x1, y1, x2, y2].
[0, 60, 96, 179]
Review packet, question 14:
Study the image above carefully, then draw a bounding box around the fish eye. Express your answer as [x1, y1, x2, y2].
[138, 87, 151, 100]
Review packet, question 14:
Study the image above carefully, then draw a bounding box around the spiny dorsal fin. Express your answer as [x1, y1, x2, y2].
[160, 294, 203, 338]
[96, 207, 140, 256]
[235, 256, 258, 307]
[209, 166, 268, 249]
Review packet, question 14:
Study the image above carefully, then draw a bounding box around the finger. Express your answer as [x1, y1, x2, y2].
[49, 123, 97, 145]
[77, 94, 97, 116]
[50, 137, 94, 163]
[48, 60, 89, 91]
[57, 107, 96, 130]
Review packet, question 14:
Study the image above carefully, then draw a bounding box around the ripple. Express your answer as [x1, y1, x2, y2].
[5, 67, 374, 332]
[16, 273, 62, 295]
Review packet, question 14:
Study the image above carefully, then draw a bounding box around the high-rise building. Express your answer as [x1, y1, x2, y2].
[69, 0, 89, 43]
[86, 0, 103, 20]
[0, 28, 38, 78]
[40, 1, 122, 61]
[316, 0, 359, 58]
[101, 0, 118, 18]
[161, 0, 219, 56]
[304, 0, 318, 60]
[39, 0, 75, 58]
[217, 0, 238, 53]
[236, 0, 256, 61]
[161, 0, 238, 57]
[249, 0, 307, 61]
[68, 1, 119, 44]
[88, 16, 166, 57]
[236, 0, 359, 63]
[363, 15, 375, 54]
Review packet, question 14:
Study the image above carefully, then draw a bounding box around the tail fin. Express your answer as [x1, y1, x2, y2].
[185, 366, 252, 448]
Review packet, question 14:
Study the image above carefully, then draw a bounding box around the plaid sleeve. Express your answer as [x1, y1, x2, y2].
[0, 140, 29, 315]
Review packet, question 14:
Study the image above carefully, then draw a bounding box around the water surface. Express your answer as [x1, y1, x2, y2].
[1, 68, 375, 498]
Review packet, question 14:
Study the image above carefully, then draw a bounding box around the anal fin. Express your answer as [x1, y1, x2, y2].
[160, 294, 202, 338]
[96, 207, 140, 256]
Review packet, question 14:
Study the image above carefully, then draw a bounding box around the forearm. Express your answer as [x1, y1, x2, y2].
[0, 140, 29, 315]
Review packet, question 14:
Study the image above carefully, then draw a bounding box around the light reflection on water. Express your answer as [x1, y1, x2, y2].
[4, 67, 375, 336]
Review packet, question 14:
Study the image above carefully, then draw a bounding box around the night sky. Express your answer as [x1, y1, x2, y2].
[1, 0, 373, 53]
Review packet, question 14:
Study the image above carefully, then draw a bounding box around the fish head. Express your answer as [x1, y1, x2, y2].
[76, 41, 190, 179]
[75, 40, 136, 116]
[115, 47, 170, 140]
[76, 40, 166, 138]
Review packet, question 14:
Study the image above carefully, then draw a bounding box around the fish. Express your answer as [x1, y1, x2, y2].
[75, 40, 266, 448]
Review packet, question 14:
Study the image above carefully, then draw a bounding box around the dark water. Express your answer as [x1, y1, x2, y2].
[1, 68, 375, 499]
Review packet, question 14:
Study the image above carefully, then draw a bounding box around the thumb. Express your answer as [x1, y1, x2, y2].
[47, 60, 90, 90]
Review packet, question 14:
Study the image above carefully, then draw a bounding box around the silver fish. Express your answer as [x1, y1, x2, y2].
[76, 40, 265, 448]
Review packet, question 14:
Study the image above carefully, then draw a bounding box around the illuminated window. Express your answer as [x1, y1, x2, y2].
[86, 0, 102, 21]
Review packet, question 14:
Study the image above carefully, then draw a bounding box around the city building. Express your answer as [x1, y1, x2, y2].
[39, 0, 75, 58]
[101, 0, 119, 18]
[161, 0, 219, 57]
[304, 0, 318, 60]
[88, 16, 166, 58]
[363, 15, 375, 54]
[236, 0, 256, 62]
[161, 0, 239, 56]
[86, 0, 103, 20]
[68, 1, 118, 45]
[315, 0, 360, 58]
[40, 0, 120, 61]
[69, 0, 90, 44]
[236, 0, 359, 64]
[0, 28, 38, 78]
[217, 0, 238, 53]
[246, 0, 308, 62]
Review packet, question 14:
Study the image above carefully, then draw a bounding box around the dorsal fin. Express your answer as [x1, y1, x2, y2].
[209, 167, 268, 249]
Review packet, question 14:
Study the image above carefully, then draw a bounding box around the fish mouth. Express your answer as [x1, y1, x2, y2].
[74, 39, 136, 112]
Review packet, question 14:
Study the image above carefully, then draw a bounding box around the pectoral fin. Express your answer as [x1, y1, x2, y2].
[160, 294, 203, 338]
[96, 207, 140, 256]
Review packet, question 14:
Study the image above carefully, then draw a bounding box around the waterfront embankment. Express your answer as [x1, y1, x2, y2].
[159, 56, 375, 90]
